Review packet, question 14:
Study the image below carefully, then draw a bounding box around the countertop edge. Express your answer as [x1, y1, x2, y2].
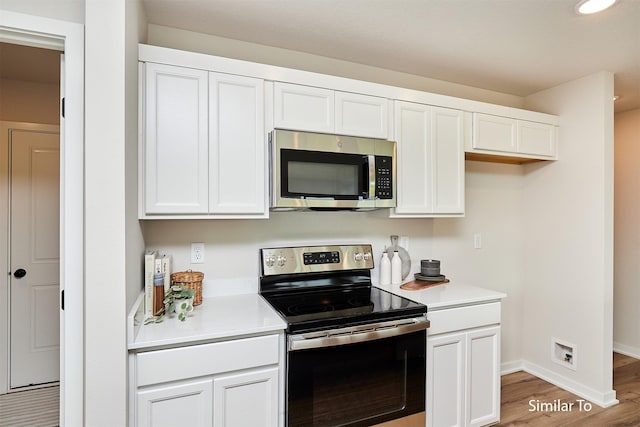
[374, 281, 507, 309]
[128, 292, 286, 352]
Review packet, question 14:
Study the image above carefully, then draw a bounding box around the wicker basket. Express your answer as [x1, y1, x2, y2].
[171, 270, 203, 306]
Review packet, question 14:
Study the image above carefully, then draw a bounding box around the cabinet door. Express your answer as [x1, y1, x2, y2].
[466, 326, 501, 427]
[209, 73, 265, 215]
[274, 82, 334, 133]
[427, 332, 466, 427]
[144, 63, 209, 214]
[472, 113, 516, 153]
[213, 366, 279, 427]
[335, 91, 389, 138]
[393, 101, 465, 216]
[137, 377, 213, 427]
[517, 120, 556, 157]
[431, 107, 465, 214]
[394, 101, 432, 214]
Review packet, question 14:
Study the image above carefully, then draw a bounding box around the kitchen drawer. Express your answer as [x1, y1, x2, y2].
[136, 334, 279, 386]
[427, 302, 501, 335]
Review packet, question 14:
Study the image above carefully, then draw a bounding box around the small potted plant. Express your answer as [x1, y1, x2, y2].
[163, 285, 195, 321]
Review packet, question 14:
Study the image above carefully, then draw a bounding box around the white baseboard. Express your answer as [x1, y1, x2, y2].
[501, 360, 525, 376]
[613, 342, 640, 359]
[501, 360, 618, 408]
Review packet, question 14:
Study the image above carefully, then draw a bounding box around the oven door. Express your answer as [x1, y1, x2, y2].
[287, 324, 426, 427]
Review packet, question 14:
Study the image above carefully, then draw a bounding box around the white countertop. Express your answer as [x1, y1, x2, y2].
[375, 280, 506, 310]
[128, 293, 286, 351]
[128, 280, 505, 351]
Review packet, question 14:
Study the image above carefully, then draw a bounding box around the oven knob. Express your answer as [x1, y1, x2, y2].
[277, 255, 287, 267]
[354, 252, 363, 261]
[363, 251, 372, 261]
[265, 255, 276, 268]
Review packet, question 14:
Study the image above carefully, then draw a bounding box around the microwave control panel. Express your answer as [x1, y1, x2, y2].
[375, 156, 393, 199]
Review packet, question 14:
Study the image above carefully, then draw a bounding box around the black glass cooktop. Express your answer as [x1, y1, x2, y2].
[261, 284, 426, 334]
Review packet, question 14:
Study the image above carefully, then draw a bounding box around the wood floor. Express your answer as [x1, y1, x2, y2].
[497, 353, 640, 426]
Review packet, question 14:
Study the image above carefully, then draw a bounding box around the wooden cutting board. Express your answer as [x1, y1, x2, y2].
[400, 278, 449, 291]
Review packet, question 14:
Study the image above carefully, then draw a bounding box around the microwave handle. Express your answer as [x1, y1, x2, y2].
[366, 155, 376, 200]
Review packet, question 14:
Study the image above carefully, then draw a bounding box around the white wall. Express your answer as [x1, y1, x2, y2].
[85, 0, 145, 425]
[147, 24, 525, 109]
[614, 108, 640, 357]
[433, 160, 525, 365]
[142, 213, 435, 294]
[0, 78, 59, 124]
[0, 0, 84, 23]
[521, 72, 616, 406]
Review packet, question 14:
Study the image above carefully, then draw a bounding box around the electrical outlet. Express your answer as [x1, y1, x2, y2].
[474, 233, 482, 249]
[191, 242, 205, 264]
[399, 236, 409, 251]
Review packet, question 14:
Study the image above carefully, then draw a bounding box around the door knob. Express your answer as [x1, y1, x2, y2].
[13, 269, 26, 278]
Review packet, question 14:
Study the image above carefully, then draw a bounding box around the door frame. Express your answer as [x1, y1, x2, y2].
[0, 10, 84, 427]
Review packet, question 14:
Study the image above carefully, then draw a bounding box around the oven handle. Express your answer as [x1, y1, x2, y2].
[288, 317, 430, 351]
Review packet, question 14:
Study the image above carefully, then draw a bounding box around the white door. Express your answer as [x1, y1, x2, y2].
[9, 128, 60, 388]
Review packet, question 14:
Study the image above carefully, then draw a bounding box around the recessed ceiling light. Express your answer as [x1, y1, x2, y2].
[575, 0, 617, 14]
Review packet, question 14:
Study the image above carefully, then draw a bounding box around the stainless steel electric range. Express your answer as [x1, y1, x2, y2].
[259, 244, 429, 427]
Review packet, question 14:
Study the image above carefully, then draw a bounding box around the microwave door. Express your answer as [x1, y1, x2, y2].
[280, 150, 369, 200]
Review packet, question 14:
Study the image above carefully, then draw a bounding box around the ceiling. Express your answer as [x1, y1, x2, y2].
[1, 1, 638, 113]
[141, 0, 640, 113]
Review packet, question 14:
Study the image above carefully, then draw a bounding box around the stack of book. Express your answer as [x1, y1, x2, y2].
[144, 250, 171, 317]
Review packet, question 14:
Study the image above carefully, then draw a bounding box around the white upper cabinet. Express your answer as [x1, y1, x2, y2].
[274, 82, 389, 139]
[392, 101, 466, 217]
[472, 113, 516, 153]
[209, 72, 265, 215]
[140, 62, 268, 218]
[274, 82, 334, 133]
[334, 91, 389, 138]
[139, 44, 560, 220]
[517, 119, 557, 157]
[469, 112, 557, 162]
[143, 62, 209, 215]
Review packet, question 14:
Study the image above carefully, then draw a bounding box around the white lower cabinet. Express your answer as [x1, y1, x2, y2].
[132, 334, 281, 427]
[137, 377, 214, 427]
[213, 367, 279, 426]
[427, 303, 501, 427]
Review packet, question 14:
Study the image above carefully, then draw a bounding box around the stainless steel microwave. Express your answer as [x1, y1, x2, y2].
[269, 129, 396, 210]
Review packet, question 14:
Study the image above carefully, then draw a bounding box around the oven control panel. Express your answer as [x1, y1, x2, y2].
[260, 244, 374, 276]
[303, 251, 340, 265]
